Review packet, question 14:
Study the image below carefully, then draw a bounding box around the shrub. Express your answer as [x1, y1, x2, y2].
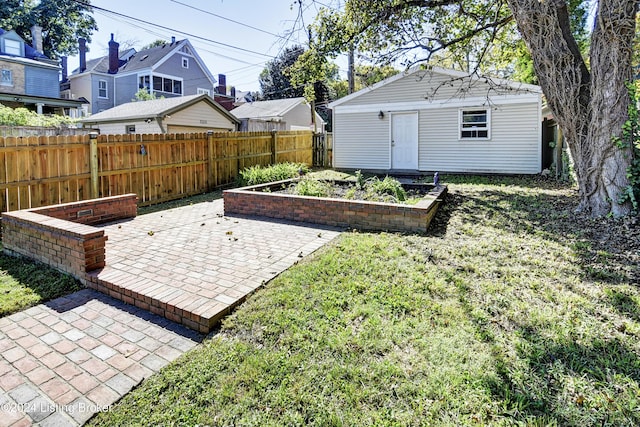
[238, 162, 309, 186]
[293, 178, 330, 197]
[367, 176, 407, 202]
[0, 105, 77, 127]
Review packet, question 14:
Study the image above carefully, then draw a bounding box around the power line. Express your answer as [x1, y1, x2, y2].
[168, 0, 284, 39]
[71, 0, 276, 59]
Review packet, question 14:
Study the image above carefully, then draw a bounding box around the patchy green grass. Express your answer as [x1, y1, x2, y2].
[90, 175, 639, 426]
[0, 249, 82, 317]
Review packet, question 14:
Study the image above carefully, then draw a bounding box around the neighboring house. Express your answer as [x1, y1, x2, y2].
[0, 26, 85, 115]
[231, 97, 325, 133]
[62, 35, 217, 115]
[233, 90, 254, 106]
[79, 93, 239, 134]
[328, 66, 543, 174]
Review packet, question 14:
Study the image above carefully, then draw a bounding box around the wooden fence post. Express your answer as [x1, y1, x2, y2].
[207, 131, 215, 190]
[89, 132, 99, 199]
[271, 130, 277, 164]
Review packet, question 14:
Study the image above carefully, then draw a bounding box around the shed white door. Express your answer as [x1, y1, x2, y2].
[391, 112, 418, 170]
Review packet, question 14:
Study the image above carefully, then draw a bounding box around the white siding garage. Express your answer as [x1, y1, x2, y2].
[329, 66, 543, 174]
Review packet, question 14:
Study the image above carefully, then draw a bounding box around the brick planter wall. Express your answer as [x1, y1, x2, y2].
[1, 194, 137, 279]
[223, 180, 446, 234]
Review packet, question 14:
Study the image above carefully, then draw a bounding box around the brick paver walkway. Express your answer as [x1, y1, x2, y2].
[0, 199, 341, 425]
[0, 290, 201, 426]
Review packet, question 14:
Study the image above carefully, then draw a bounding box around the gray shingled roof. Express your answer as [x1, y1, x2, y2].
[230, 97, 306, 119]
[118, 40, 185, 73]
[80, 94, 239, 123]
[71, 40, 188, 75]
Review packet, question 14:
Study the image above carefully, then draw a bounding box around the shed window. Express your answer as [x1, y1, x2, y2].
[126, 125, 135, 134]
[460, 109, 490, 139]
[98, 80, 108, 98]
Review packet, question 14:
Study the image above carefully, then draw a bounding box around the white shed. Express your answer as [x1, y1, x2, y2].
[328, 66, 543, 174]
[80, 94, 239, 134]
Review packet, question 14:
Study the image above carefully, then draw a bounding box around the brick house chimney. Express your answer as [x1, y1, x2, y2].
[30, 25, 43, 53]
[108, 34, 119, 74]
[79, 38, 87, 73]
[217, 74, 226, 96]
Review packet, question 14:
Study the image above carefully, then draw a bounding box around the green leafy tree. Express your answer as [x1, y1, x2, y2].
[308, 0, 637, 217]
[0, 0, 97, 59]
[259, 46, 307, 100]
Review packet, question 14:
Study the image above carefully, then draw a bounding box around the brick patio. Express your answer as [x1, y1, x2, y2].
[0, 198, 341, 425]
[86, 198, 340, 332]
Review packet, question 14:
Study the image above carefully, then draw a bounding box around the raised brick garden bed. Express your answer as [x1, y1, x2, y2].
[223, 180, 447, 233]
[1, 194, 137, 279]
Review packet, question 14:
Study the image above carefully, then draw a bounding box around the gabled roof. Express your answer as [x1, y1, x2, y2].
[230, 97, 308, 119]
[72, 48, 136, 75]
[0, 28, 51, 61]
[70, 39, 216, 87]
[329, 65, 542, 108]
[118, 40, 184, 73]
[79, 94, 240, 124]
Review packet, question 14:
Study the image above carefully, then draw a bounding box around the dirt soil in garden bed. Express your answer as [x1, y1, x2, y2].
[275, 180, 438, 204]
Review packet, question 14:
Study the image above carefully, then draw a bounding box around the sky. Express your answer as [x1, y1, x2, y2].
[67, 0, 346, 93]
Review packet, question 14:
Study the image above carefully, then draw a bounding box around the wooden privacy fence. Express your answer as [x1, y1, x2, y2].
[0, 130, 312, 211]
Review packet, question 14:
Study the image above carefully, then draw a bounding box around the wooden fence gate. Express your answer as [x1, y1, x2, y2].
[312, 133, 332, 167]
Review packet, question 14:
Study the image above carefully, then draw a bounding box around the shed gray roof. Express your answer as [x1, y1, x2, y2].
[230, 97, 307, 119]
[80, 94, 239, 124]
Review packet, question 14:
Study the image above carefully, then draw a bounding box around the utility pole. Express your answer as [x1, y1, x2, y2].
[348, 48, 355, 94]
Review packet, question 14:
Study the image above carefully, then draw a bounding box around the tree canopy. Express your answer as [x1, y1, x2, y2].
[259, 46, 307, 100]
[0, 0, 97, 59]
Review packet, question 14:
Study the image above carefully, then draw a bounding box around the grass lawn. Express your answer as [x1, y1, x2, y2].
[85, 174, 637, 426]
[0, 248, 82, 317]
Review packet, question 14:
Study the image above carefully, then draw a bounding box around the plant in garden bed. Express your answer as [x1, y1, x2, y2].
[286, 174, 411, 204]
[238, 162, 309, 186]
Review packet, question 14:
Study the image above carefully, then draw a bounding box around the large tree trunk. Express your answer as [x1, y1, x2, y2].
[507, 0, 637, 216]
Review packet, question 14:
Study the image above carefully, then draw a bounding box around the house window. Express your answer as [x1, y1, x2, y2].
[0, 69, 12, 86]
[4, 39, 21, 56]
[126, 125, 136, 134]
[460, 109, 490, 139]
[139, 75, 150, 90]
[98, 80, 108, 98]
[197, 88, 210, 96]
[182, 58, 189, 68]
[152, 76, 182, 95]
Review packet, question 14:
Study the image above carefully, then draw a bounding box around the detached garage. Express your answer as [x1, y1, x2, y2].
[328, 66, 543, 174]
[80, 93, 239, 134]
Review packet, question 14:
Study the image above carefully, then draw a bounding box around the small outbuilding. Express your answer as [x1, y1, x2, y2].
[328, 66, 543, 174]
[80, 93, 239, 134]
[231, 97, 325, 133]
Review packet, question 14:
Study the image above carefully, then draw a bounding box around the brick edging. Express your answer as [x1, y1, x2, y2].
[223, 180, 446, 233]
[1, 194, 138, 279]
